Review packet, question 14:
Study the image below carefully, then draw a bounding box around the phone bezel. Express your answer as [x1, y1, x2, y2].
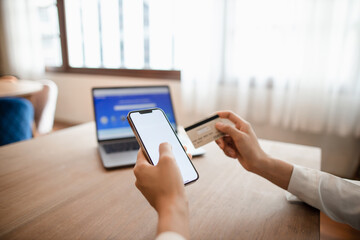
[127, 108, 199, 185]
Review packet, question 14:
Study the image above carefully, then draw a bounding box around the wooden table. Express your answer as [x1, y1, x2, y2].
[0, 80, 43, 98]
[0, 122, 320, 239]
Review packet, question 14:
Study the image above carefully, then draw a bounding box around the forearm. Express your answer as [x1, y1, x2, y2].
[250, 156, 294, 190]
[157, 198, 190, 239]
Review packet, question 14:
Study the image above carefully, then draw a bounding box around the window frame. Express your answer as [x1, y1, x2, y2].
[49, 0, 180, 80]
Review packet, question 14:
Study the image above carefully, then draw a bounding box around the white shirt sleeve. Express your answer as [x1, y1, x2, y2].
[155, 232, 187, 240]
[287, 165, 360, 230]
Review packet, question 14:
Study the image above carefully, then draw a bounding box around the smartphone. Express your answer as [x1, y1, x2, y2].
[127, 108, 199, 185]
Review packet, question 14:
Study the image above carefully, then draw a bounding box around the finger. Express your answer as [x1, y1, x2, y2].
[135, 149, 152, 167]
[216, 137, 237, 158]
[180, 145, 192, 159]
[158, 142, 175, 164]
[215, 138, 225, 149]
[217, 136, 236, 150]
[218, 144, 237, 158]
[223, 146, 237, 158]
[215, 121, 243, 140]
[223, 135, 233, 144]
[217, 110, 248, 127]
[159, 142, 172, 153]
[134, 149, 152, 178]
[222, 137, 238, 157]
[223, 136, 235, 148]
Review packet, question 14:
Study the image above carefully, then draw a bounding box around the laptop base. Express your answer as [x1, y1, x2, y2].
[99, 144, 138, 169]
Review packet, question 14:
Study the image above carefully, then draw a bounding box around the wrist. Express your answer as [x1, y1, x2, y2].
[247, 154, 271, 175]
[157, 196, 189, 239]
[250, 155, 294, 190]
[157, 196, 188, 217]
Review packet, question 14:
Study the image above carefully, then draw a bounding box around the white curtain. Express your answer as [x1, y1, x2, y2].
[175, 0, 360, 137]
[0, 0, 45, 79]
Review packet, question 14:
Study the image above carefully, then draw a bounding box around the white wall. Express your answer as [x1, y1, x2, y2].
[46, 72, 186, 125]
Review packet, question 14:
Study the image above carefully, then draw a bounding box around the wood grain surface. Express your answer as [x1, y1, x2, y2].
[0, 122, 320, 239]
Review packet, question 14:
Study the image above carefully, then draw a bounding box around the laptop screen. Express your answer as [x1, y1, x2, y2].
[93, 86, 177, 141]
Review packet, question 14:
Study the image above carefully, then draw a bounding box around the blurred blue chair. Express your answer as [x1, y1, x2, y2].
[0, 98, 34, 146]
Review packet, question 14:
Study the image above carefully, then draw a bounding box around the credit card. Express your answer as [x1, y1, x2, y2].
[184, 114, 233, 148]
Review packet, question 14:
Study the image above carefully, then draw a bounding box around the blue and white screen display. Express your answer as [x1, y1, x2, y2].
[93, 87, 176, 140]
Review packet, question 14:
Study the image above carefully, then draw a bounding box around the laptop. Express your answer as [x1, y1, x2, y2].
[92, 86, 205, 169]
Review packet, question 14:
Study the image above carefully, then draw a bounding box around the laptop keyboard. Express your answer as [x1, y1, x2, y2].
[103, 141, 140, 154]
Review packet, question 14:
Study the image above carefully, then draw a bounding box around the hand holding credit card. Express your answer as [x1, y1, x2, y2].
[184, 114, 233, 148]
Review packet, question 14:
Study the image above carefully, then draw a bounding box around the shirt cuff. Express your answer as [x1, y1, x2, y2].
[155, 232, 187, 240]
[287, 165, 321, 208]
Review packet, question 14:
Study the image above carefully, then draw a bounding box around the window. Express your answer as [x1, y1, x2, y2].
[38, 0, 62, 67]
[37, 0, 180, 79]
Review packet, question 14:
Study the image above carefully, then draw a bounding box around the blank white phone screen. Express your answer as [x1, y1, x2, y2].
[130, 109, 198, 184]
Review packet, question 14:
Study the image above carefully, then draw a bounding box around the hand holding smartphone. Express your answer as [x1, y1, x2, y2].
[127, 108, 199, 185]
